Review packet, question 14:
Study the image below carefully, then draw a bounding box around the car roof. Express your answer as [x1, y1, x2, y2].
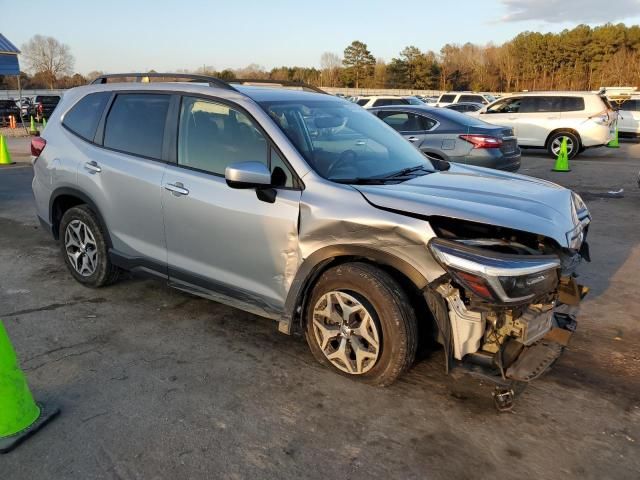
[68, 82, 335, 104]
[234, 85, 340, 103]
[511, 91, 599, 97]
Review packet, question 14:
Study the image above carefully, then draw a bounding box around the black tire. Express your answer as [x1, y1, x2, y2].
[305, 262, 418, 386]
[547, 131, 580, 159]
[59, 205, 119, 287]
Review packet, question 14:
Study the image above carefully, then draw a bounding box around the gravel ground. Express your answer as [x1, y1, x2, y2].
[1, 143, 639, 479]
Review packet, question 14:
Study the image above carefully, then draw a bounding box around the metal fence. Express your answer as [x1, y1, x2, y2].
[321, 87, 444, 96]
[0, 89, 67, 100]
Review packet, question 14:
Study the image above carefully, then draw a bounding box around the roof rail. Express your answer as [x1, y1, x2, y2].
[90, 72, 236, 91]
[229, 78, 327, 94]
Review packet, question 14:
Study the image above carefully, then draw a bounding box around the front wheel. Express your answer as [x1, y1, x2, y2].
[305, 263, 417, 386]
[547, 131, 580, 159]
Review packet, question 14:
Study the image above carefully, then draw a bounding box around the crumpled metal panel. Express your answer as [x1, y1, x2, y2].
[296, 177, 445, 285]
[354, 163, 588, 248]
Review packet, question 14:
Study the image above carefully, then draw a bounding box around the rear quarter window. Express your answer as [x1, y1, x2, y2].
[63, 92, 111, 142]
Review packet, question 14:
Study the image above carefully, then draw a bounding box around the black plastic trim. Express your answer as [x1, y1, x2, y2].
[49, 187, 113, 247]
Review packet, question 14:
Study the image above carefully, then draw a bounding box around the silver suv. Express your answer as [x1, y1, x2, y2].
[32, 74, 591, 399]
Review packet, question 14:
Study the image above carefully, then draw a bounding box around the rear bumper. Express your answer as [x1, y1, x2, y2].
[459, 148, 521, 172]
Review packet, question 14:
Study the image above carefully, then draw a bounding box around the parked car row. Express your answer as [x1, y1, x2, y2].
[31, 73, 591, 403]
[340, 90, 616, 160]
[1, 94, 62, 123]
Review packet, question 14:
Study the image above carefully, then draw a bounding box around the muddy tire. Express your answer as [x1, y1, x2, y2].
[59, 205, 119, 288]
[305, 262, 417, 386]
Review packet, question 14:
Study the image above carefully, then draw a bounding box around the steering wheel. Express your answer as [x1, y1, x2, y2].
[326, 149, 358, 178]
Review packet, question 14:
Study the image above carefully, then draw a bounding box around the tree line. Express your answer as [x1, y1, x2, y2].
[2, 24, 639, 92]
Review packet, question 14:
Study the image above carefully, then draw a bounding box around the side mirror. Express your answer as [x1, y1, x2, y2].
[225, 161, 272, 189]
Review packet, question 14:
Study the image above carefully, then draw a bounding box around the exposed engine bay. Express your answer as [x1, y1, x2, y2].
[424, 214, 590, 409]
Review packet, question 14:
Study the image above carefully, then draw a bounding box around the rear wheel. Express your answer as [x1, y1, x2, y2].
[305, 263, 417, 386]
[59, 205, 119, 287]
[547, 131, 580, 159]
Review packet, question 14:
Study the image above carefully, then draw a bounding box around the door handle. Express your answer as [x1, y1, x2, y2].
[164, 182, 189, 196]
[355, 140, 366, 146]
[407, 136, 420, 142]
[84, 161, 101, 173]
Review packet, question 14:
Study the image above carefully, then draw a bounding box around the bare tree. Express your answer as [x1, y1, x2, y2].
[21, 35, 74, 89]
[86, 71, 105, 82]
[320, 52, 342, 87]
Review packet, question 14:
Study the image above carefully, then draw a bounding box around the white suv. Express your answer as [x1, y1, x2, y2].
[435, 92, 496, 107]
[472, 92, 615, 159]
[355, 96, 424, 108]
[618, 95, 640, 137]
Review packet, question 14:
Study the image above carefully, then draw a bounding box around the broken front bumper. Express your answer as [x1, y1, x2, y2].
[504, 309, 577, 382]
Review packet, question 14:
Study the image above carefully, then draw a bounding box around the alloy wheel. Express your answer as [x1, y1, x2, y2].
[551, 136, 575, 156]
[64, 219, 98, 277]
[312, 291, 380, 374]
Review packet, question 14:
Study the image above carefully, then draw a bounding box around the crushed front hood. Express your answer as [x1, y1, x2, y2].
[354, 164, 580, 248]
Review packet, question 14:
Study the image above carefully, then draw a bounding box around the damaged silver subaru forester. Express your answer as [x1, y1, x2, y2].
[32, 74, 590, 407]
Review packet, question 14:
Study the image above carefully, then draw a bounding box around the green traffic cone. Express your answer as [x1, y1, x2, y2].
[0, 320, 59, 453]
[29, 116, 37, 135]
[607, 123, 620, 148]
[42, 117, 47, 129]
[552, 137, 571, 172]
[0, 135, 15, 166]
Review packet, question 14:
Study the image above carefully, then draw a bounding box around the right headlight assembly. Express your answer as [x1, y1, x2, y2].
[428, 238, 560, 305]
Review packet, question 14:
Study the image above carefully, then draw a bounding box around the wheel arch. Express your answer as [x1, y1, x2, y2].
[281, 245, 431, 334]
[50, 187, 112, 247]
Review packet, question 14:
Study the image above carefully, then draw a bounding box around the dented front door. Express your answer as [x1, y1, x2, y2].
[162, 164, 301, 317]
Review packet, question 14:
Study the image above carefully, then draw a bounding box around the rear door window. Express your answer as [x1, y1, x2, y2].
[379, 111, 429, 132]
[439, 94, 456, 103]
[63, 92, 111, 142]
[520, 96, 585, 113]
[558, 97, 585, 111]
[459, 95, 483, 103]
[103, 93, 171, 159]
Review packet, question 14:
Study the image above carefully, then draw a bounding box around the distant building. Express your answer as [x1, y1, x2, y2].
[0, 33, 20, 76]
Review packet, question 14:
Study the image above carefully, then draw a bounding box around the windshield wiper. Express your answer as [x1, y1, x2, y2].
[331, 177, 402, 185]
[383, 165, 434, 179]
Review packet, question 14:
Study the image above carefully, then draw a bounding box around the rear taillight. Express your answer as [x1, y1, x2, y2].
[589, 109, 610, 125]
[31, 137, 46, 157]
[459, 134, 502, 149]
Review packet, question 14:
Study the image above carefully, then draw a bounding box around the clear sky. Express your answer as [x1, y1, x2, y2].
[2, 0, 639, 74]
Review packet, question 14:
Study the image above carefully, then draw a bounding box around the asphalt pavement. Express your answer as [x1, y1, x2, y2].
[1, 143, 639, 479]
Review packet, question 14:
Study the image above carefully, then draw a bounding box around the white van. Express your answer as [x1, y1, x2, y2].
[471, 92, 615, 159]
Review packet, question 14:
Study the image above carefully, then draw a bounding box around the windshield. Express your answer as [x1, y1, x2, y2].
[259, 99, 433, 182]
